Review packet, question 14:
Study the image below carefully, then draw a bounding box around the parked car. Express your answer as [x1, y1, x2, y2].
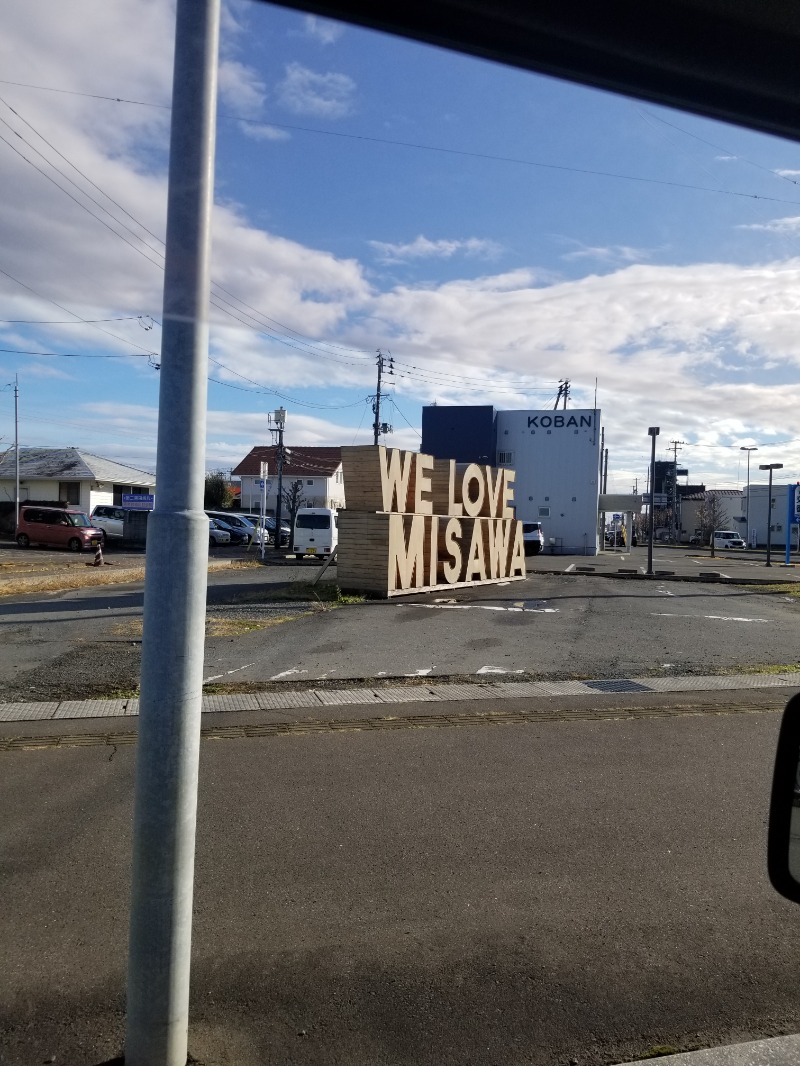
[208, 519, 231, 547]
[521, 521, 544, 556]
[712, 529, 746, 550]
[241, 514, 290, 546]
[689, 533, 703, 545]
[209, 517, 249, 546]
[16, 506, 104, 552]
[89, 504, 126, 542]
[205, 511, 256, 544]
[292, 507, 338, 558]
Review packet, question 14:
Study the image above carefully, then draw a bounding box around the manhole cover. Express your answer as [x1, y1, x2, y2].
[584, 679, 652, 693]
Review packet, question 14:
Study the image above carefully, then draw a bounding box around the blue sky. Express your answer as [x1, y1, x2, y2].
[2, 0, 800, 493]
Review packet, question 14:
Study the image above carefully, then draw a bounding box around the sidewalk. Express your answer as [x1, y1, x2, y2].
[618, 1034, 800, 1065]
[1, 669, 796, 728]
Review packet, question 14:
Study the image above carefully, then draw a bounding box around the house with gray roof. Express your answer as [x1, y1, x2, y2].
[0, 448, 155, 516]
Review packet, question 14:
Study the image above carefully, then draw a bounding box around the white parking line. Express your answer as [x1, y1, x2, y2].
[652, 612, 769, 623]
[401, 603, 559, 614]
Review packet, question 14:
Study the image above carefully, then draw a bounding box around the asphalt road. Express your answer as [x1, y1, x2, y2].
[0, 563, 798, 699]
[2, 703, 800, 1066]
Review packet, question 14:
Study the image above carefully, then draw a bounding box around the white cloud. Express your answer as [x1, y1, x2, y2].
[739, 216, 800, 233]
[368, 235, 502, 263]
[218, 59, 266, 118]
[277, 62, 356, 119]
[303, 15, 345, 45]
[774, 169, 800, 178]
[560, 241, 650, 264]
[238, 121, 291, 142]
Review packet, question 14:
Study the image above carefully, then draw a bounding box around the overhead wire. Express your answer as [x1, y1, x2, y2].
[3, 78, 800, 205]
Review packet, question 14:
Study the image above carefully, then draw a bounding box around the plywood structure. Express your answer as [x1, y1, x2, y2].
[338, 446, 526, 597]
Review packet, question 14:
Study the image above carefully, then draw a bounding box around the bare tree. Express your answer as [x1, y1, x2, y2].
[696, 491, 729, 558]
[281, 479, 307, 534]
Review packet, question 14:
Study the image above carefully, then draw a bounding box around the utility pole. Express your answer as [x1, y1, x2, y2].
[125, 2, 221, 1064]
[603, 448, 609, 493]
[741, 445, 758, 545]
[646, 427, 660, 577]
[372, 350, 394, 445]
[13, 375, 18, 532]
[669, 439, 685, 543]
[271, 407, 287, 550]
[554, 379, 570, 409]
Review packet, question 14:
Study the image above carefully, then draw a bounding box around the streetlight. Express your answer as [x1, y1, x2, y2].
[647, 427, 660, 576]
[740, 446, 758, 546]
[759, 462, 783, 567]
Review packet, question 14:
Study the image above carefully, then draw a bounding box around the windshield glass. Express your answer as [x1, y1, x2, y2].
[296, 514, 331, 530]
[68, 513, 92, 528]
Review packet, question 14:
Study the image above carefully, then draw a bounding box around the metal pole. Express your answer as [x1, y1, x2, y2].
[741, 446, 757, 546]
[766, 467, 774, 567]
[760, 463, 783, 568]
[14, 375, 19, 533]
[125, 2, 220, 1063]
[785, 482, 795, 567]
[373, 351, 384, 445]
[646, 427, 659, 576]
[274, 410, 286, 552]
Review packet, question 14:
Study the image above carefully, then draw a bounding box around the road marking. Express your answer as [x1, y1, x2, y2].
[203, 661, 256, 684]
[564, 563, 576, 572]
[401, 603, 559, 614]
[656, 586, 674, 596]
[270, 667, 308, 680]
[477, 665, 525, 675]
[404, 668, 433, 677]
[652, 613, 769, 623]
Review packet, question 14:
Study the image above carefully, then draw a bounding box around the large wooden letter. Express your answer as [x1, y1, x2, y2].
[461, 464, 486, 517]
[486, 519, 513, 578]
[485, 466, 504, 518]
[414, 453, 434, 515]
[380, 448, 414, 513]
[389, 512, 426, 590]
[464, 519, 488, 580]
[502, 469, 516, 518]
[508, 520, 526, 577]
[442, 517, 463, 583]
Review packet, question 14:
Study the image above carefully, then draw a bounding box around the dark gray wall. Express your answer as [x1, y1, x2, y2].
[421, 406, 497, 463]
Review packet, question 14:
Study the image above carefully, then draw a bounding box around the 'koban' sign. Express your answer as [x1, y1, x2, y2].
[337, 446, 526, 597]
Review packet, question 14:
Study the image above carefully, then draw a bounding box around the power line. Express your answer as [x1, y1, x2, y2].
[3, 78, 800, 206]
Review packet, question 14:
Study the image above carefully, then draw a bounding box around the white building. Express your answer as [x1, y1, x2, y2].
[495, 409, 602, 554]
[745, 483, 800, 550]
[0, 448, 155, 533]
[421, 405, 602, 555]
[233, 445, 345, 515]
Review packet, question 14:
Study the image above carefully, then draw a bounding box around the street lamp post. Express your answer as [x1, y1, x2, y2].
[759, 463, 783, 567]
[647, 427, 660, 577]
[740, 446, 757, 546]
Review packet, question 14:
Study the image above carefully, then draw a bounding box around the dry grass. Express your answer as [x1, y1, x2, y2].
[0, 564, 147, 597]
[112, 613, 302, 639]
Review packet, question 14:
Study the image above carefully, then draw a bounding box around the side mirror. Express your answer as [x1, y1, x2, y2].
[767, 693, 800, 905]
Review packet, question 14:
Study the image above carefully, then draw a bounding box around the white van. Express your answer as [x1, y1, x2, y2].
[292, 507, 338, 558]
[712, 529, 746, 550]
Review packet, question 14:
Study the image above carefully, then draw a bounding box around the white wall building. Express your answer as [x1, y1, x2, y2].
[233, 445, 345, 516]
[495, 408, 602, 555]
[0, 447, 155, 520]
[745, 483, 800, 550]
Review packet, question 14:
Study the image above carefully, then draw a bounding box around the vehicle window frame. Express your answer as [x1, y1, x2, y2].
[768, 693, 800, 904]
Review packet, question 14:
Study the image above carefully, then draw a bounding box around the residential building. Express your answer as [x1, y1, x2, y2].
[232, 446, 344, 515]
[0, 448, 155, 531]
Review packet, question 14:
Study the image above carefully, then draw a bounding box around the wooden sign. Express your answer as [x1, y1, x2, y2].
[338, 445, 526, 596]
